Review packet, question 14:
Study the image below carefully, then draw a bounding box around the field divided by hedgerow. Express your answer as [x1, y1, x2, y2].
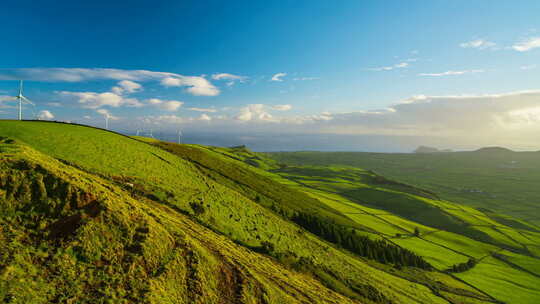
[456, 256, 540, 304]
[1, 121, 467, 304]
[259, 156, 540, 303]
[266, 151, 540, 228]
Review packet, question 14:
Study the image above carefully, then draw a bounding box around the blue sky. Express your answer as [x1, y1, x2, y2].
[1, 1, 540, 151]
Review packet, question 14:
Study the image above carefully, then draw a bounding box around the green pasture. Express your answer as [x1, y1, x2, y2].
[423, 231, 498, 258]
[392, 237, 469, 269]
[267, 151, 540, 227]
[2, 121, 538, 304]
[457, 256, 540, 304]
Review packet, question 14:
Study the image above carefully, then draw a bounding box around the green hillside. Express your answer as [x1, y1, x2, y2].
[0, 139, 353, 303]
[145, 139, 540, 303]
[0, 121, 538, 303]
[262, 152, 540, 303]
[266, 151, 540, 228]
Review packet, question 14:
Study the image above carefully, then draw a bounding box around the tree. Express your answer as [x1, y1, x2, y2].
[414, 227, 420, 237]
[189, 201, 205, 216]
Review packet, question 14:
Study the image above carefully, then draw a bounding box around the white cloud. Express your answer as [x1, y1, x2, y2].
[308, 91, 540, 138]
[315, 113, 333, 121]
[160, 77, 183, 87]
[139, 113, 216, 125]
[46, 102, 62, 107]
[127, 90, 540, 151]
[59, 91, 143, 109]
[212, 73, 247, 82]
[187, 107, 217, 113]
[111, 87, 123, 95]
[163, 101, 183, 111]
[234, 104, 294, 122]
[111, 103, 294, 126]
[236, 109, 254, 121]
[419, 69, 484, 77]
[111, 80, 142, 94]
[512, 37, 540, 52]
[83, 115, 91, 119]
[161, 76, 219, 96]
[0, 68, 219, 96]
[96, 109, 118, 120]
[460, 39, 497, 50]
[235, 104, 275, 122]
[143, 114, 186, 124]
[211, 73, 248, 87]
[369, 62, 409, 71]
[146, 98, 184, 111]
[394, 62, 409, 68]
[273, 104, 292, 111]
[37, 110, 54, 120]
[199, 114, 212, 121]
[59, 87, 184, 112]
[271, 73, 287, 82]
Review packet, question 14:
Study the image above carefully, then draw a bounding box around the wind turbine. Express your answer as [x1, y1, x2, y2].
[97, 109, 114, 130]
[177, 129, 183, 144]
[14, 80, 35, 120]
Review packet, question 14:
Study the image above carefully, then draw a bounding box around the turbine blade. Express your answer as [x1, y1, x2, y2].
[21, 96, 35, 105]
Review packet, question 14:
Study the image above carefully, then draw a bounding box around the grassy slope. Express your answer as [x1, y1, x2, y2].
[270, 165, 531, 252]
[145, 140, 508, 303]
[266, 151, 540, 228]
[456, 256, 540, 304]
[261, 152, 540, 304]
[4, 121, 538, 303]
[0, 121, 462, 304]
[0, 139, 355, 304]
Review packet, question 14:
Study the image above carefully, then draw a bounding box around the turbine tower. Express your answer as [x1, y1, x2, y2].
[14, 80, 35, 120]
[177, 129, 183, 144]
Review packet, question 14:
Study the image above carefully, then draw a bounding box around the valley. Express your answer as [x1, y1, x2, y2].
[0, 121, 538, 303]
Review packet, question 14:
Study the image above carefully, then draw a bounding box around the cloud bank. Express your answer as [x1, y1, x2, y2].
[137, 90, 540, 149]
[369, 62, 409, 72]
[512, 37, 540, 52]
[0, 68, 220, 96]
[419, 70, 484, 77]
[460, 39, 497, 50]
[146, 98, 183, 111]
[112, 80, 142, 94]
[58, 91, 142, 109]
[211, 73, 248, 86]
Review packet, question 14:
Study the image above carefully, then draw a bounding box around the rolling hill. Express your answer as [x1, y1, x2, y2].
[0, 121, 538, 303]
[266, 150, 540, 228]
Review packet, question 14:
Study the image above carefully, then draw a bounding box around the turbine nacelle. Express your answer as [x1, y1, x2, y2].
[13, 80, 35, 120]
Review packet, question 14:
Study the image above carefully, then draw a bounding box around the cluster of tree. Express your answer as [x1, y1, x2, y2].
[446, 258, 477, 273]
[292, 212, 432, 269]
[189, 201, 205, 216]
